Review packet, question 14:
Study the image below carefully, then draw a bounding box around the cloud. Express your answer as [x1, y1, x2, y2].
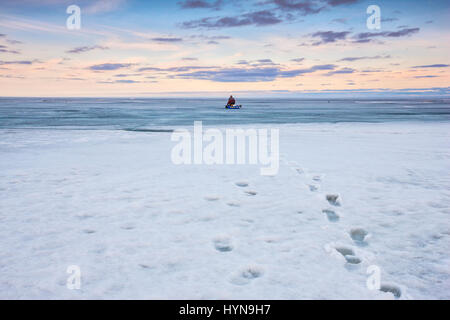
[326, 0, 359, 5]
[382, 27, 420, 37]
[270, 0, 324, 15]
[311, 31, 350, 45]
[84, 0, 126, 14]
[6, 39, 22, 45]
[0, 74, 25, 79]
[66, 45, 109, 54]
[0, 60, 34, 65]
[189, 34, 231, 44]
[412, 64, 449, 68]
[355, 27, 420, 41]
[89, 63, 134, 71]
[190, 35, 231, 40]
[138, 65, 218, 72]
[178, 0, 222, 10]
[174, 67, 280, 82]
[257, 59, 274, 64]
[0, 49, 20, 54]
[182, 57, 199, 61]
[60, 77, 85, 81]
[115, 79, 140, 83]
[381, 17, 398, 22]
[0, 45, 20, 54]
[234, 59, 279, 67]
[352, 39, 372, 44]
[338, 55, 391, 62]
[324, 67, 355, 76]
[360, 69, 383, 73]
[180, 0, 360, 29]
[279, 64, 336, 77]
[0, 33, 23, 47]
[151, 37, 183, 42]
[234, 10, 283, 26]
[414, 75, 439, 78]
[181, 10, 282, 28]
[252, 59, 279, 66]
[114, 73, 140, 77]
[98, 79, 158, 84]
[0, 13, 110, 38]
[332, 18, 347, 24]
[291, 58, 305, 63]
[171, 64, 336, 82]
[270, 0, 358, 14]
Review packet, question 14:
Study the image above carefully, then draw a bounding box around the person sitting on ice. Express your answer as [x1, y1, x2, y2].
[227, 95, 236, 106]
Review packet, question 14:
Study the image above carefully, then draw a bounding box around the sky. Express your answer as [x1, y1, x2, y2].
[0, 0, 449, 97]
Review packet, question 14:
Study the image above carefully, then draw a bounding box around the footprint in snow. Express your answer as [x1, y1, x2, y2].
[227, 202, 240, 207]
[326, 194, 341, 206]
[235, 182, 249, 187]
[350, 228, 369, 245]
[335, 246, 354, 256]
[335, 246, 361, 265]
[380, 284, 402, 299]
[230, 266, 263, 285]
[83, 229, 96, 234]
[204, 196, 220, 202]
[213, 237, 233, 252]
[242, 267, 263, 279]
[309, 184, 319, 192]
[245, 191, 257, 196]
[323, 209, 340, 222]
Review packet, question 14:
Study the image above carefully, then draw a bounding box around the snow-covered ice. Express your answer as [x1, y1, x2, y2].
[0, 122, 449, 299]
